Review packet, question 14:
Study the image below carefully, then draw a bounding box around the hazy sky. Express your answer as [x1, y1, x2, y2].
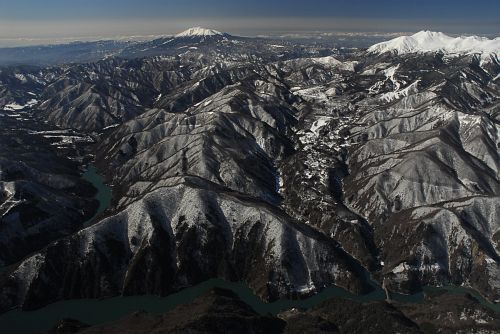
[0, 0, 498, 46]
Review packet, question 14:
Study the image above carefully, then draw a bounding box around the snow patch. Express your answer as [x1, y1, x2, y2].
[3, 99, 37, 111]
[310, 117, 329, 136]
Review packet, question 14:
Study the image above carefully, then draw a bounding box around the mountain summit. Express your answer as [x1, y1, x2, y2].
[175, 27, 224, 38]
[368, 30, 500, 55]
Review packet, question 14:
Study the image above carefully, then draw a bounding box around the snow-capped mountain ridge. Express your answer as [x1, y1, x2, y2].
[368, 30, 500, 55]
[175, 27, 223, 38]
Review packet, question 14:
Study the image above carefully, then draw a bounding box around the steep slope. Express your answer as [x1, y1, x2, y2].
[0, 66, 57, 109]
[0, 59, 373, 312]
[368, 31, 500, 56]
[0, 103, 97, 268]
[37, 41, 337, 131]
[288, 51, 500, 299]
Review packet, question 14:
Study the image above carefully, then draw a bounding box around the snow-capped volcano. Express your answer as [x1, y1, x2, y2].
[175, 27, 223, 38]
[368, 31, 499, 55]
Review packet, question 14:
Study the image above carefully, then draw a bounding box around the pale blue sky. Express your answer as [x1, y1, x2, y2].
[0, 0, 498, 46]
[1, 0, 499, 20]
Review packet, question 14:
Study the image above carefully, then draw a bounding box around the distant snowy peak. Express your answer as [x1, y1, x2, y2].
[368, 31, 500, 56]
[175, 27, 224, 38]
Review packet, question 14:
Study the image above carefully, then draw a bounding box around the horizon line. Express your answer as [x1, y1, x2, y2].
[0, 29, 499, 48]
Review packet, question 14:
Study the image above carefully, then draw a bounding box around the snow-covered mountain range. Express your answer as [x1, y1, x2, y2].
[368, 30, 499, 56]
[174, 27, 224, 38]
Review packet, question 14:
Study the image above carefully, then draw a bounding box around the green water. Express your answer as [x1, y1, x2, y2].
[2, 276, 497, 334]
[423, 286, 500, 312]
[0, 278, 418, 334]
[81, 165, 112, 226]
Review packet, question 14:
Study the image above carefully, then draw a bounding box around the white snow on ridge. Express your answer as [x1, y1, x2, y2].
[311, 56, 357, 71]
[175, 27, 223, 38]
[383, 64, 401, 90]
[102, 123, 120, 130]
[15, 73, 27, 83]
[311, 56, 342, 66]
[380, 80, 420, 102]
[368, 31, 500, 56]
